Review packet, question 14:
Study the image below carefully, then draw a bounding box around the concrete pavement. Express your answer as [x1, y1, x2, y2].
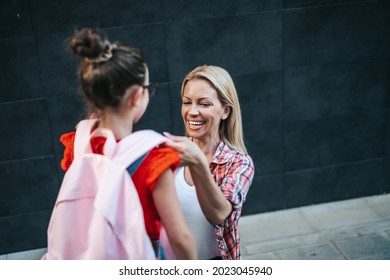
[239, 193, 390, 260]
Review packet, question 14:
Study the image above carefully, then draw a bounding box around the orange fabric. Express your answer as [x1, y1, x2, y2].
[59, 131, 180, 239]
[131, 147, 180, 239]
[60, 132, 76, 171]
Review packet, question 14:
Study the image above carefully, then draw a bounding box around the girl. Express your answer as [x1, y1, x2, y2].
[55, 28, 196, 259]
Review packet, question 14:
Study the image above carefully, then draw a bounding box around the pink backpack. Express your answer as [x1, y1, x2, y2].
[42, 119, 167, 259]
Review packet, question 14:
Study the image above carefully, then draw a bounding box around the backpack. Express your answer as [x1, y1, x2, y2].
[42, 119, 167, 259]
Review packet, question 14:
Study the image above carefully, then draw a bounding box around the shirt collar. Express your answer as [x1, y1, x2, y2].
[211, 140, 234, 164]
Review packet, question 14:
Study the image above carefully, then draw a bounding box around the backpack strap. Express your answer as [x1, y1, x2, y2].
[73, 119, 98, 157]
[111, 129, 167, 167]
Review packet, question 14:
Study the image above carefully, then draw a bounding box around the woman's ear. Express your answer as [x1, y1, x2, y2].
[222, 106, 231, 120]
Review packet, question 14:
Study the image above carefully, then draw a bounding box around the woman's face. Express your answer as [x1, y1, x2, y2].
[181, 79, 229, 142]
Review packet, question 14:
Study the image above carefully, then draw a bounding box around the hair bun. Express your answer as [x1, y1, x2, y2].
[69, 28, 108, 59]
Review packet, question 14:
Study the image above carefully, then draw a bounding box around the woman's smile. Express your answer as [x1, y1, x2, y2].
[187, 120, 206, 130]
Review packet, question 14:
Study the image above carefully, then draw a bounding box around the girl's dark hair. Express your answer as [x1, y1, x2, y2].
[68, 28, 146, 110]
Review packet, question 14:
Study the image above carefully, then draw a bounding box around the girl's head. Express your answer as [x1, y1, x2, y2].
[68, 28, 151, 120]
[181, 65, 247, 153]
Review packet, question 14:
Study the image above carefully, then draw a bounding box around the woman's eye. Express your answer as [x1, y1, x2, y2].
[182, 101, 191, 105]
[201, 103, 211, 106]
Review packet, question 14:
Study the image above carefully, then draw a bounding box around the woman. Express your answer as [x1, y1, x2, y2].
[164, 65, 254, 260]
[53, 28, 197, 259]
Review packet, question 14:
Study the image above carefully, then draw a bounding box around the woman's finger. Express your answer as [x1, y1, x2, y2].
[163, 132, 188, 142]
[163, 140, 182, 150]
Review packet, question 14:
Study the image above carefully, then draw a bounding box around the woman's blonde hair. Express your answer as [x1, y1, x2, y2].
[181, 65, 247, 153]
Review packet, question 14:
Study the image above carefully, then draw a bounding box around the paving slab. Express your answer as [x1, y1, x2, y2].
[6, 248, 46, 260]
[243, 236, 304, 255]
[243, 252, 278, 260]
[296, 227, 360, 245]
[299, 198, 382, 231]
[365, 194, 390, 218]
[333, 234, 390, 260]
[239, 208, 314, 242]
[355, 220, 390, 236]
[275, 243, 345, 260]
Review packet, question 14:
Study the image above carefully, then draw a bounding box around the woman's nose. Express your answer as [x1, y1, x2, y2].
[189, 105, 199, 115]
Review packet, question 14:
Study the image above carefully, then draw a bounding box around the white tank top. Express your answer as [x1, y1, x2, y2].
[174, 167, 219, 259]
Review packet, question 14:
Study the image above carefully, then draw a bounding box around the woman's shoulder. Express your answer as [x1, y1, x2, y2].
[216, 140, 253, 165]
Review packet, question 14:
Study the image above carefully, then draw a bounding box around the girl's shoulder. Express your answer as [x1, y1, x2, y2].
[131, 146, 180, 190]
[140, 146, 180, 175]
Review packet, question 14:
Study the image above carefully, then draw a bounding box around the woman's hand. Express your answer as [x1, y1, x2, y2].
[163, 133, 203, 166]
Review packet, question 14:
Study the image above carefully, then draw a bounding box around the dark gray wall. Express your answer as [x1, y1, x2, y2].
[0, 0, 389, 254]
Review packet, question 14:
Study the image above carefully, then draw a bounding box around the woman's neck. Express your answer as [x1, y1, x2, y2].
[194, 136, 221, 160]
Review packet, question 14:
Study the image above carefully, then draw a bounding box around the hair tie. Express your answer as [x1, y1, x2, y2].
[86, 42, 117, 63]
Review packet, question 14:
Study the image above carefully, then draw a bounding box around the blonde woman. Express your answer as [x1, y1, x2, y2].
[164, 65, 254, 260]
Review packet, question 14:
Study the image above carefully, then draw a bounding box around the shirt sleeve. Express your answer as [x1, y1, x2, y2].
[59, 132, 76, 171]
[219, 153, 255, 210]
[132, 146, 180, 192]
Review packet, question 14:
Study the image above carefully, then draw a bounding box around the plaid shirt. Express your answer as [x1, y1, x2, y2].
[210, 140, 254, 260]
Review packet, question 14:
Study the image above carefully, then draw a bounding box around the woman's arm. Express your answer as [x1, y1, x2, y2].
[189, 153, 233, 225]
[163, 134, 233, 225]
[152, 169, 197, 260]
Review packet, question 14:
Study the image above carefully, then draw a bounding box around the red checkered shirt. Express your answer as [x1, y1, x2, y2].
[210, 140, 255, 260]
